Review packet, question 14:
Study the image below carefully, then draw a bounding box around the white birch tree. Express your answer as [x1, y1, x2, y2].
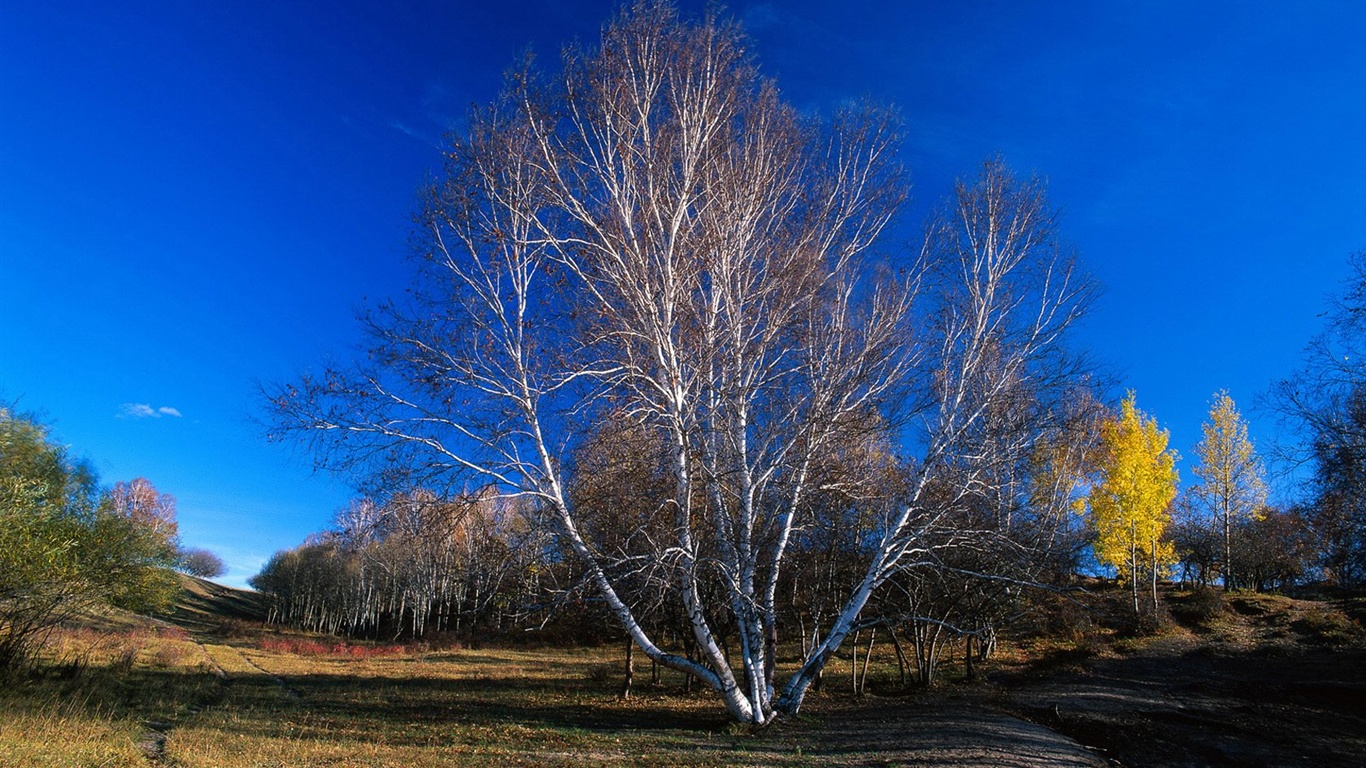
[267, 2, 1092, 722]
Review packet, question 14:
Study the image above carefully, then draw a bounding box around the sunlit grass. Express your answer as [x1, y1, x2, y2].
[19, 586, 1353, 767]
[0, 625, 218, 766]
[168, 643, 757, 767]
[4, 624, 840, 767]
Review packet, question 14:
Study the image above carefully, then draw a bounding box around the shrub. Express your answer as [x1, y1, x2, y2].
[1170, 587, 1226, 629]
[178, 548, 226, 578]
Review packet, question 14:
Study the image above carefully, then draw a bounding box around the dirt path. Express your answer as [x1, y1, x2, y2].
[775, 593, 1366, 768]
[785, 700, 1108, 767]
[134, 638, 302, 765]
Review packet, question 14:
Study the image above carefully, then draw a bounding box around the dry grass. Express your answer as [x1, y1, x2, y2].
[8, 583, 1360, 767]
[3, 624, 828, 767]
[0, 701, 146, 768]
[167, 643, 760, 767]
[2, 614, 965, 767]
[0, 624, 216, 766]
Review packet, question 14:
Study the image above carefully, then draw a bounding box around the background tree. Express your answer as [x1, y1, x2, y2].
[266, 3, 1093, 722]
[1270, 251, 1366, 585]
[1233, 505, 1311, 591]
[1171, 494, 1220, 588]
[1088, 393, 1179, 615]
[97, 477, 182, 610]
[253, 488, 542, 639]
[107, 477, 179, 542]
[1307, 400, 1366, 584]
[178, 547, 227, 579]
[1190, 391, 1266, 591]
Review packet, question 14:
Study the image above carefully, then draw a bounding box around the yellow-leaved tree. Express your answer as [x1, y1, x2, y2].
[1088, 392, 1179, 615]
[1191, 391, 1266, 591]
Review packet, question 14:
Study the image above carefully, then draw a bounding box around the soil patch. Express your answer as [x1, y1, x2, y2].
[997, 593, 1366, 767]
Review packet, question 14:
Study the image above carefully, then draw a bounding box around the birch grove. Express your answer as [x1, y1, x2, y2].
[251, 489, 543, 639]
[268, 2, 1094, 722]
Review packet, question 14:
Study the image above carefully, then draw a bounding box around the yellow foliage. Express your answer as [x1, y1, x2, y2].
[1193, 390, 1266, 524]
[1088, 393, 1179, 586]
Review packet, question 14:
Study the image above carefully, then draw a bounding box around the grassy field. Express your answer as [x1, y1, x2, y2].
[3, 579, 1363, 767]
[1, 624, 882, 767]
[2, 576, 909, 768]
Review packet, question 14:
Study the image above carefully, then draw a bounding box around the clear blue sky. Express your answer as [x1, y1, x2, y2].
[3, 1, 1364, 588]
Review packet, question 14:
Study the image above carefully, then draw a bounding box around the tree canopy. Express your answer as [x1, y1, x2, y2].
[1191, 391, 1266, 590]
[267, 2, 1095, 722]
[1271, 251, 1366, 585]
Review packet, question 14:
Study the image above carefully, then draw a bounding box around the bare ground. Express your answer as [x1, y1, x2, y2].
[1001, 633, 1366, 765]
[759, 591, 1366, 768]
[774, 697, 1107, 767]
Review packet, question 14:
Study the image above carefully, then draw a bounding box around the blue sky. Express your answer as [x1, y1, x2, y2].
[3, 1, 1364, 588]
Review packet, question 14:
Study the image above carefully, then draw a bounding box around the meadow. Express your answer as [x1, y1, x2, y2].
[3, 579, 1364, 767]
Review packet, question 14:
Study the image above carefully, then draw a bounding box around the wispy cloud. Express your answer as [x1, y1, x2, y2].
[119, 403, 183, 419]
[388, 119, 419, 138]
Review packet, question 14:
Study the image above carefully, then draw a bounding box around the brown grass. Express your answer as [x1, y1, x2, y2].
[5, 581, 1362, 767]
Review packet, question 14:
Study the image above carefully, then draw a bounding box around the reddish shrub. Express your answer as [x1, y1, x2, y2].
[154, 625, 191, 641]
[257, 636, 407, 658]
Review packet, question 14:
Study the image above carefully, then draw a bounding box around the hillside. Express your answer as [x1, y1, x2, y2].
[160, 573, 267, 632]
[998, 589, 1366, 767]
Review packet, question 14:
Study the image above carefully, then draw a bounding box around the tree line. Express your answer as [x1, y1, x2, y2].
[259, 1, 1366, 724]
[250, 488, 547, 638]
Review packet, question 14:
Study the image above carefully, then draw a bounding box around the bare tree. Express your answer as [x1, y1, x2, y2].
[267, 3, 1091, 722]
[178, 547, 226, 579]
[106, 477, 178, 542]
[1268, 251, 1366, 584]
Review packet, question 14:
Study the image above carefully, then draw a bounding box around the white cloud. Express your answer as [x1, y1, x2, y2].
[119, 403, 157, 418]
[119, 403, 183, 419]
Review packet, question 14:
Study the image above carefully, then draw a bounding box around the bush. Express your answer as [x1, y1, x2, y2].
[1170, 588, 1226, 629]
[1291, 608, 1363, 646]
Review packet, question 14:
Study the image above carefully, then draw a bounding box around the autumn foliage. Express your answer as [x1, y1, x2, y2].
[1088, 393, 1179, 614]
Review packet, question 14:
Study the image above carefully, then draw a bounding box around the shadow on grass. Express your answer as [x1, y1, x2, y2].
[282, 671, 727, 729]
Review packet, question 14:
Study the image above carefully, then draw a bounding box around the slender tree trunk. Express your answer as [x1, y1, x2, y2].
[621, 637, 634, 700]
[889, 628, 907, 688]
[858, 629, 877, 695]
[1150, 535, 1159, 613]
[1130, 531, 1140, 615]
[1224, 503, 1233, 592]
[850, 630, 860, 695]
